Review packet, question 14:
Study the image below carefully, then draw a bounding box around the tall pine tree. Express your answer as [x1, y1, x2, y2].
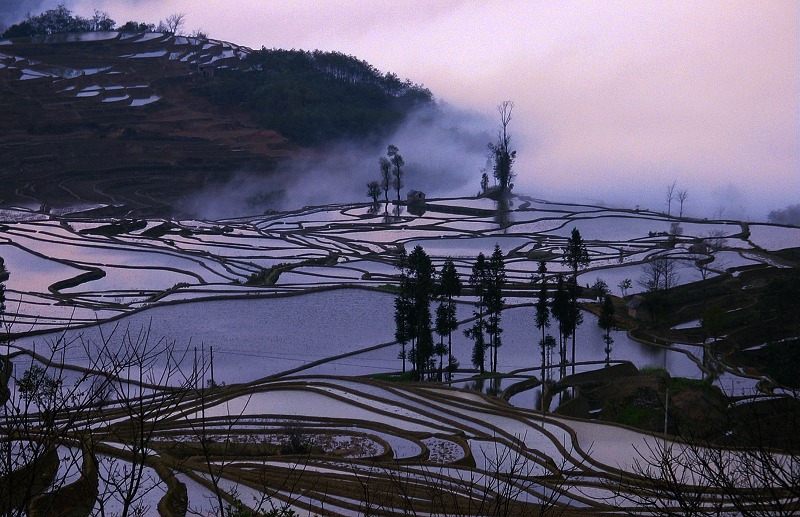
[438, 259, 462, 380]
[486, 245, 506, 373]
[465, 253, 488, 374]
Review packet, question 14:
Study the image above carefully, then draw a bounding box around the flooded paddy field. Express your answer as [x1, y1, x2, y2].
[1, 194, 797, 515]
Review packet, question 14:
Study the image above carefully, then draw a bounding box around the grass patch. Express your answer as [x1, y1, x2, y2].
[616, 405, 662, 429]
[640, 366, 668, 376]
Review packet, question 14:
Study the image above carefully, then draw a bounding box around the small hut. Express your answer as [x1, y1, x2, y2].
[406, 190, 426, 204]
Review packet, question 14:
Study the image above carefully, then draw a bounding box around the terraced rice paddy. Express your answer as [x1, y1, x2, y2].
[1, 195, 797, 515]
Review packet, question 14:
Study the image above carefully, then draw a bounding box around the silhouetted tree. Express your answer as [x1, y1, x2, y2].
[562, 228, 589, 375]
[465, 253, 489, 374]
[666, 180, 677, 216]
[434, 303, 450, 380]
[118, 21, 155, 32]
[550, 274, 568, 379]
[563, 228, 590, 275]
[639, 257, 679, 293]
[438, 259, 462, 380]
[159, 12, 186, 34]
[481, 171, 490, 194]
[618, 278, 633, 298]
[677, 189, 689, 217]
[485, 245, 506, 373]
[89, 10, 115, 31]
[379, 157, 392, 204]
[367, 180, 381, 206]
[598, 295, 615, 366]
[565, 276, 583, 376]
[387, 145, 405, 203]
[539, 335, 556, 383]
[488, 101, 516, 192]
[534, 261, 551, 380]
[407, 246, 434, 379]
[394, 250, 411, 373]
[591, 278, 610, 299]
[2, 5, 102, 37]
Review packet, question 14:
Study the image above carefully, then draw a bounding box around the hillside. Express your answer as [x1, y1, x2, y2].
[0, 31, 432, 216]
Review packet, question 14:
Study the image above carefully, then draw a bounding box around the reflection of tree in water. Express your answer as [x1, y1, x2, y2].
[468, 377, 485, 393]
[494, 196, 513, 230]
[487, 376, 501, 397]
[383, 204, 403, 223]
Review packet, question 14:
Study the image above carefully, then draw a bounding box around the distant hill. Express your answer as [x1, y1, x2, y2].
[0, 31, 432, 216]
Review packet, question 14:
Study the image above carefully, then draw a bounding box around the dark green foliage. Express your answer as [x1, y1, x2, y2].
[394, 246, 435, 379]
[439, 259, 462, 299]
[119, 21, 156, 32]
[367, 180, 381, 205]
[463, 248, 506, 374]
[394, 250, 411, 373]
[438, 259, 462, 380]
[539, 335, 556, 382]
[197, 49, 433, 146]
[534, 261, 550, 378]
[550, 275, 569, 377]
[592, 278, 610, 298]
[485, 245, 506, 373]
[488, 101, 516, 192]
[407, 246, 434, 378]
[466, 253, 489, 373]
[563, 227, 590, 274]
[1, 6, 115, 38]
[465, 319, 486, 372]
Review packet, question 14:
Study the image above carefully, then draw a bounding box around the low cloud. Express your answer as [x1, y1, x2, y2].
[177, 105, 494, 219]
[768, 204, 800, 227]
[0, 0, 51, 28]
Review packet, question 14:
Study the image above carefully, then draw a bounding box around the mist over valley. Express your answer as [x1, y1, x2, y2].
[0, 5, 798, 516]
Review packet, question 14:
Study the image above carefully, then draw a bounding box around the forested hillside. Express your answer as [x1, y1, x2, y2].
[199, 49, 433, 145]
[0, 6, 435, 215]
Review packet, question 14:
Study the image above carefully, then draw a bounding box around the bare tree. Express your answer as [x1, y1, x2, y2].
[666, 180, 677, 216]
[158, 13, 186, 35]
[0, 323, 197, 517]
[639, 257, 679, 293]
[488, 101, 516, 193]
[677, 189, 689, 217]
[611, 400, 800, 516]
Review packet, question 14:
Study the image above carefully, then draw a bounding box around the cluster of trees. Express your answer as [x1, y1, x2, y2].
[481, 101, 517, 196]
[1, 5, 189, 39]
[394, 245, 508, 381]
[463, 247, 506, 375]
[394, 230, 598, 384]
[2, 6, 114, 38]
[367, 145, 405, 209]
[534, 228, 592, 381]
[665, 180, 689, 217]
[394, 247, 462, 380]
[197, 49, 433, 145]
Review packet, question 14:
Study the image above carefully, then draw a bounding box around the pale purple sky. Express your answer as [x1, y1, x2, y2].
[8, 1, 800, 218]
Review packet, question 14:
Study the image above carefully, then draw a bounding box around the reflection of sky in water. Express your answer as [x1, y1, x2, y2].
[2, 198, 794, 396]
